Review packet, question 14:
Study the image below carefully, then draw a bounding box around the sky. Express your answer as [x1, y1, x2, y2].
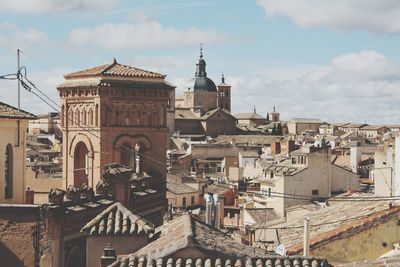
[1, 0, 400, 123]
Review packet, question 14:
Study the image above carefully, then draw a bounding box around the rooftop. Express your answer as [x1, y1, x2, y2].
[109, 256, 330, 267]
[64, 59, 165, 79]
[167, 181, 198, 195]
[266, 193, 400, 254]
[119, 214, 277, 260]
[0, 101, 36, 120]
[81, 202, 154, 236]
[235, 112, 264, 120]
[288, 118, 324, 124]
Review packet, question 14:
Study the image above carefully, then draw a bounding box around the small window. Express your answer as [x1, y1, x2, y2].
[183, 197, 186, 207]
[312, 190, 319, 196]
[191, 196, 195, 205]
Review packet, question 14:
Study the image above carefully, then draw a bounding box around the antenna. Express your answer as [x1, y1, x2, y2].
[17, 48, 21, 112]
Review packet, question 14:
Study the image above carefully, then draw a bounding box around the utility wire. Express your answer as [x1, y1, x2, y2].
[9, 57, 400, 202]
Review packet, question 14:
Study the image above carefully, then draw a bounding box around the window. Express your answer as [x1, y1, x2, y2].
[5, 144, 13, 199]
[183, 197, 187, 207]
[312, 190, 319, 196]
[191, 196, 195, 205]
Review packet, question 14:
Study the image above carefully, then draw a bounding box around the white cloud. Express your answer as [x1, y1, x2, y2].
[0, 0, 119, 13]
[0, 24, 51, 51]
[68, 21, 229, 49]
[257, 0, 400, 33]
[227, 50, 400, 123]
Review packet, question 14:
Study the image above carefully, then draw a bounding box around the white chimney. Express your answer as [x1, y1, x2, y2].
[303, 216, 310, 257]
[204, 194, 213, 225]
[213, 194, 221, 229]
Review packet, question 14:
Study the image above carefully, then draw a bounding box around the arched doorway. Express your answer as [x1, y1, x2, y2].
[74, 141, 89, 186]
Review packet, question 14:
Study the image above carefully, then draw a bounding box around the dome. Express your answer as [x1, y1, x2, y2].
[186, 76, 217, 92]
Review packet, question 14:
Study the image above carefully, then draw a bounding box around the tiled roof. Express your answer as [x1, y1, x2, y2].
[108, 256, 330, 267]
[81, 202, 155, 236]
[0, 101, 36, 119]
[64, 59, 165, 79]
[341, 123, 368, 128]
[359, 125, 388, 131]
[245, 208, 280, 225]
[175, 109, 198, 119]
[130, 214, 275, 260]
[288, 118, 324, 124]
[264, 193, 400, 254]
[235, 112, 264, 120]
[167, 181, 198, 195]
[215, 135, 281, 146]
[207, 183, 232, 195]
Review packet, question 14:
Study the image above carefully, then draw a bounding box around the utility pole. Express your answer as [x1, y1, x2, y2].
[17, 48, 21, 112]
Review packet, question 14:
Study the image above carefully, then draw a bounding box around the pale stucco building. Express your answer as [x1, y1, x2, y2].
[0, 102, 35, 204]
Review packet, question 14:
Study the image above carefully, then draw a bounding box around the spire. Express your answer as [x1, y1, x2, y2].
[254, 106, 256, 113]
[113, 57, 117, 64]
[221, 73, 225, 83]
[195, 44, 207, 77]
[273, 105, 276, 112]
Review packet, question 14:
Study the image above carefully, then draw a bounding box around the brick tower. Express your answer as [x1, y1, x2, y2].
[58, 59, 174, 190]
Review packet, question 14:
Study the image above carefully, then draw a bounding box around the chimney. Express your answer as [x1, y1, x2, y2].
[219, 195, 225, 228]
[213, 194, 221, 229]
[204, 194, 213, 225]
[101, 243, 117, 267]
[102, 163, 134, 205]
[350, 141, 361, 174]
[25, 187, 34, 204]
[287, 140, 296, 154]
[303, 216, 310, 257]
[48, 188, 66, 206]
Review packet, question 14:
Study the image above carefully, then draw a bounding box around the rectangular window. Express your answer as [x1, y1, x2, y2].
[191, 196, 195, 205]
[312, 190, 319, 195]
[183, 197, 186, 207]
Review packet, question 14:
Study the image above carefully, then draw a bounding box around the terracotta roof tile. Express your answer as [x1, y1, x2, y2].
[64, 59, 165, 79]
[81, 202, 155, 236]
[167, 181, 198, 195]
[0, 101, 36, 119]
[109, 256, 330, 267]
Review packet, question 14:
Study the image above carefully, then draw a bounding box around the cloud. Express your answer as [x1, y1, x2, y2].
[257, 0, 400, 33]
[0, 0, 119, 13]
[226, 50, 400, 123]
[68, 21, 229, 49]
[0, 24, 51, 51]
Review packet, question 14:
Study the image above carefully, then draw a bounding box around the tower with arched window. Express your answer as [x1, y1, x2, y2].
[58, 59, 175, 190]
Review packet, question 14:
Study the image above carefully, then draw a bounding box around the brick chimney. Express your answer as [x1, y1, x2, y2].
[102, 163, 134, 205]
[101, 243, 117, 267]
[25, 187, 34, 204]
[48, 188, 66, 206]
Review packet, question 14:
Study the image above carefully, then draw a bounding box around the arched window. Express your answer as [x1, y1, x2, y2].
[88, 109, 93, 125]
[75, 110, 80, 126]
[68, 109, 74, 126]
[74, 142, 89, 186]
[5, 144, 13, 199]
[125, 111, 130, 126]
[61, 105, 65, 127]
[115, 111, 120, 126]
[82, 109, 87, 125]
[95, 104, 99, 126]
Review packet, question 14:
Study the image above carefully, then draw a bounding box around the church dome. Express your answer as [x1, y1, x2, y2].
[186, 46, 217, 92]
[186, 76, 217, 92]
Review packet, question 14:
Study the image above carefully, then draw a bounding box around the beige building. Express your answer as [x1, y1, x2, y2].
[287, 118, 324, 135]
[0, 102, 35, 204]
[166, 181, 200, 209]
[252, 195, 400, 265]
[256, 146, 360, 216]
